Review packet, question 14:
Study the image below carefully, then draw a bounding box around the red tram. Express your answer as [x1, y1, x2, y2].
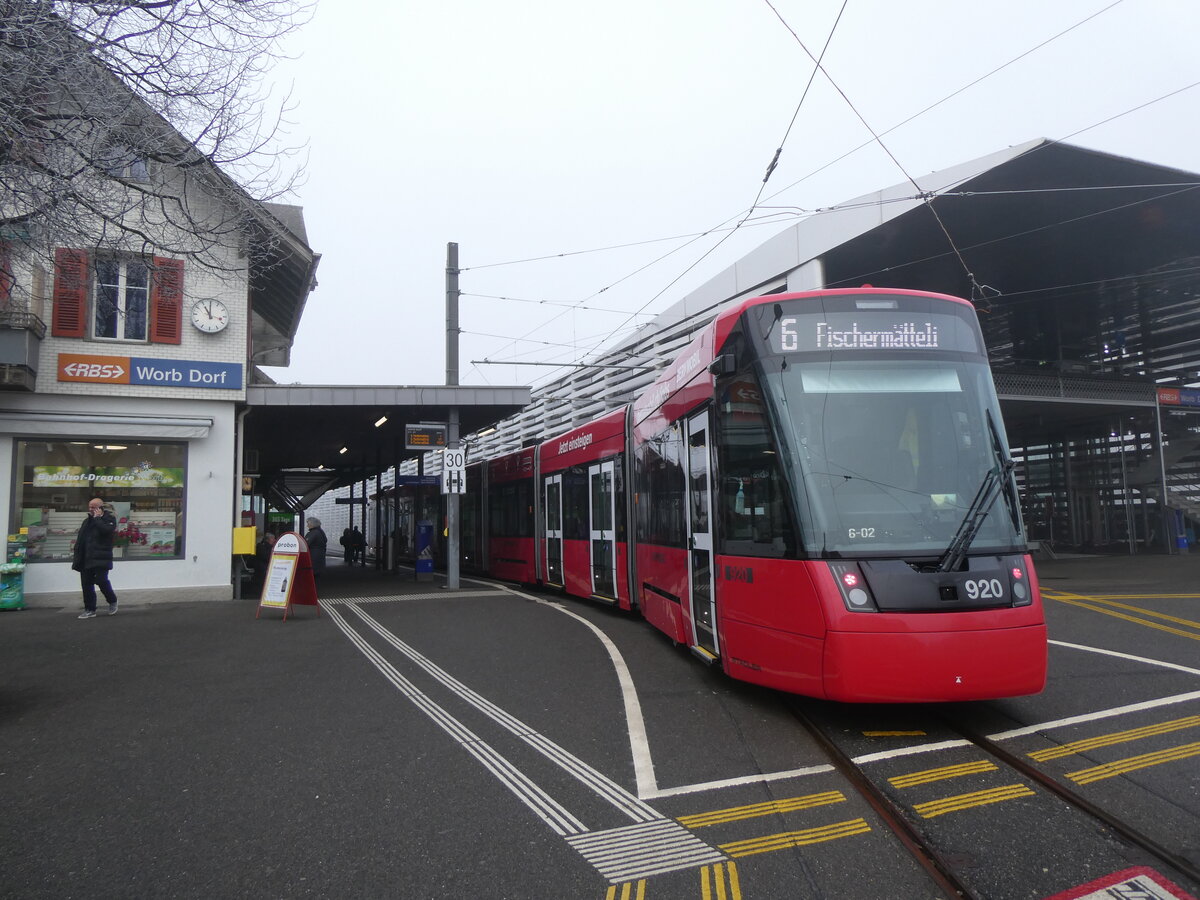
[461, 288, 1048, 702]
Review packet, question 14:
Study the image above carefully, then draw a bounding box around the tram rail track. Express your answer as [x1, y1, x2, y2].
[945, 719, 1200, 890]
[787, 701, 979, 900]
[787, 699, 1200, 900]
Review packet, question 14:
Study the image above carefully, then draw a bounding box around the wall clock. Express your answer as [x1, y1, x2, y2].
[190, 298, 229, 333]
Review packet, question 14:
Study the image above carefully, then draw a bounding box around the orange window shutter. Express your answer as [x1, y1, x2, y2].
[0, 243, 12, 306]
[50, 248, 88, 337]
[150, 256, 183, 344]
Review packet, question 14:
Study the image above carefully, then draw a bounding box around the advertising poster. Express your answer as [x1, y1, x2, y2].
[259, 555, 297, 608]
[256, 532, 319, 620]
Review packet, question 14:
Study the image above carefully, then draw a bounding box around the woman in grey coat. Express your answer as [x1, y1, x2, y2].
[304, 517, 328, 576]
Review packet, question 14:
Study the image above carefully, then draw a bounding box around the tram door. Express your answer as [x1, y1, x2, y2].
[686, 412, 718, 655]
[545, 474, 563, 586]
[588, 460, 617, 598]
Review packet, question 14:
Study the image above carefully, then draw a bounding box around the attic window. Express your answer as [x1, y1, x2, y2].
[100, 143, 149, 181]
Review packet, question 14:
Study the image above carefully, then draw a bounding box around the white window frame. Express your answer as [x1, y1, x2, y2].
[92, 258, 150, 343]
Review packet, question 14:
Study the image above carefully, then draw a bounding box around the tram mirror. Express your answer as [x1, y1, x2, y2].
[709, 353, 737, 376]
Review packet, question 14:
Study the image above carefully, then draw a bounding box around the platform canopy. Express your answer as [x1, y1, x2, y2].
[243, 383, 531, 512]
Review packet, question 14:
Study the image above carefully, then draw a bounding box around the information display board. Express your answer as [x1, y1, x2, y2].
[256, 532, 320, 621]
[405, 424, 447, 450]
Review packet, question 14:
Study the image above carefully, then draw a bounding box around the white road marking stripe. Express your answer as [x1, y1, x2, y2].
[988, 690, 1200, 740]
[463, 741, 587, 836]
[459, 577, 660, 798]
[524, 732, 659, 823]
[1046, 639, 1200, 678]
[349, 603, 662, 823]
[641, 765, 838, 800]
[322, 591, 507, 605]
[326, 604, 585, 835]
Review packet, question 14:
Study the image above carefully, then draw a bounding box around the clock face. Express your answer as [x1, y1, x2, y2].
[190, 299, 229, 333]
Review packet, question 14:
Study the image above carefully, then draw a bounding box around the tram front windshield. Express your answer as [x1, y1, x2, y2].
[749, 295, 1024, 558]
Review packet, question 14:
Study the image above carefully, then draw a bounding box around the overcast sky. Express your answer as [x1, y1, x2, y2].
[258, 0, 1200, 391]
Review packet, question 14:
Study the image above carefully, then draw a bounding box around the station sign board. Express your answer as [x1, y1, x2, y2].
[58, 353, 243, 390]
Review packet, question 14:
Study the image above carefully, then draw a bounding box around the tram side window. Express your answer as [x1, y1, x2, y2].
[634, 426, 686, 548]
[488, 479, 534, 538]
[716, 377, 796, 558]
[562, 466, 588, 541]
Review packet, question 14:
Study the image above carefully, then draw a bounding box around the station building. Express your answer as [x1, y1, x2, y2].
[0, 85, 321, 605]
[397, 138, 1200, 558]
[0, 35, 530, 605]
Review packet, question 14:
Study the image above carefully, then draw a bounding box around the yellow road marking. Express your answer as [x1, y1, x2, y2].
[1029, 715, 1200, 761]
[1042, 592, 1200, 600]
[605, 880, 646, 900]
[1048, 595, 1200, 642]
[700, 861, 742, 900]
[678, 791, 846, 828]
[1067, 741, 1200, 785]
[718, 818, 872, 858]
[1044, 592, 1200, 629]
[888, 760, 999, 788]
[912, 784, 1035, 819]
[863, 730, 927, 737]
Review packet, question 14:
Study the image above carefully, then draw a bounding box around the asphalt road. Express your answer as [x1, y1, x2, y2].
[1, 553, 1197, 899]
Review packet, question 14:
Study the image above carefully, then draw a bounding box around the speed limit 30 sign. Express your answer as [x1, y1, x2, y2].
[442, 447, 467, 494]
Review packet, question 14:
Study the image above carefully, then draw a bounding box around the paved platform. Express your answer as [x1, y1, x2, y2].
[1, 552, 1195, 898]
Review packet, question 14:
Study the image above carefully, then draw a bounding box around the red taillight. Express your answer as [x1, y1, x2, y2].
[843, 572, 859, 588]
[1012, 567, 1023, 580]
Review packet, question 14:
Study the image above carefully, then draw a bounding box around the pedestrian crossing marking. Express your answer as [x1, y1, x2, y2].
[677, 791, 846, 828]
[718, 818, 872, 858]
[605, 880, 646, 900]
[700, 860, 742, 900]
[888, 760, 999, 788]
[1029, 716, 1200, 761]
[912, 784, 1035, 818]
[1067, 741, 1200, 785]
[566, 820, 727, 882]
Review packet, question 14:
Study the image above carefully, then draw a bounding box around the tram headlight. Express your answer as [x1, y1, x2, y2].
[1009, 559, 1032, 606]
[828, 562, 878, 612]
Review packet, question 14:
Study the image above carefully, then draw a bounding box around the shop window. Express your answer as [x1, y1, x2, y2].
[12, 440, 186, 562]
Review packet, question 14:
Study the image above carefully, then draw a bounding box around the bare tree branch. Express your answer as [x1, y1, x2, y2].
[0, 0, 313, 296]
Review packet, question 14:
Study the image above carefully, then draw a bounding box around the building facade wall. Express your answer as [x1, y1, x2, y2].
[1, 392, 237, 604]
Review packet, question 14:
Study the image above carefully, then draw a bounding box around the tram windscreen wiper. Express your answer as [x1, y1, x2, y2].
[936, 410, 1016, 573]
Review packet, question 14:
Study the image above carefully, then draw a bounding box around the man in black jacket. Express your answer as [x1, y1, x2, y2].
[73, 497, 118, 619]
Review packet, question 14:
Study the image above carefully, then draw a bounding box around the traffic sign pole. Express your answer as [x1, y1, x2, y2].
[446, 242, 461, 591]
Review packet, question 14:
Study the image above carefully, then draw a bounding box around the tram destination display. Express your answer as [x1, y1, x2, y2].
[758, 298, 982, 356]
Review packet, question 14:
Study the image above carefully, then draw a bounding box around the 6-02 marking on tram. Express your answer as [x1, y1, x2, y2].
[964, 578, 1005, 601]
[848, 527, 876, 539]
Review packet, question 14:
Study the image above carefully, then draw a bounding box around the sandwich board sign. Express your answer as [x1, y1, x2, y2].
[256, 532, 320, 621]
